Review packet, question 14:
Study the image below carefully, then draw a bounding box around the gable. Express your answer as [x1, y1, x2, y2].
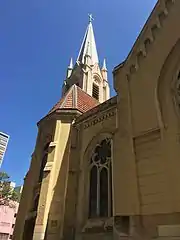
[114, 0, 180, 135]
[48, 84, 99, 115]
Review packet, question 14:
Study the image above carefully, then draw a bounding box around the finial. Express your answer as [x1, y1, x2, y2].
[102, 58, 107, 71]
[88, 13, 94, 23]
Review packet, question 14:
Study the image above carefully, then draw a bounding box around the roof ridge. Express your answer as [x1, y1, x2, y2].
[47, 84, 99, 117]
[61, 85, 75, 108]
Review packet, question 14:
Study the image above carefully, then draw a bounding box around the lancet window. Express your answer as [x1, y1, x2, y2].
[89, 138, 112, 218]
[92, 83, 99, 100]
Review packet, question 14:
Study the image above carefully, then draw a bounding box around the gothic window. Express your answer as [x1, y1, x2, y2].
[89, 138, 112, 218]
[92, 83, 99, 100]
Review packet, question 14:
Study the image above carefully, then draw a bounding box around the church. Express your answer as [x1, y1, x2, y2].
[13, 0, 180, 239]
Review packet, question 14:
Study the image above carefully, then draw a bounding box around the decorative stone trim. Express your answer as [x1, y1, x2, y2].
[129, 0, 175, 77]
[83, 110, 115, 129]
[75, 96, 117, 124]
[151, 23, 160, 39]
[114, 0, 175, 78]
[136, 50, 146, 65]
[165, 0, 175, 11]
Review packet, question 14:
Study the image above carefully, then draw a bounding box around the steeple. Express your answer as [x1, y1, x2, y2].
[62, 15, 110, 103]
[77, 14, 99, 65]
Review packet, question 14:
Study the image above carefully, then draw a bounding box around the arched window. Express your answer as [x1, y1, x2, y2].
[89, 138, 112, 218]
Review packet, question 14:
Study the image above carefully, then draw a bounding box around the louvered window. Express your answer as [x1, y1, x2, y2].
[92, 83, 99, 100]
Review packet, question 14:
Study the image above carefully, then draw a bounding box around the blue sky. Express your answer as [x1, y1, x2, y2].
[0, 0, 157, 186]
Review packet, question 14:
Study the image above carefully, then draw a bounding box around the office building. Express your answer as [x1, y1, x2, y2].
[0, 132, 9, 168]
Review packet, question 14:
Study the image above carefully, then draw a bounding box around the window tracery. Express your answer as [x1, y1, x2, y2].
[89, 138, 112, 218]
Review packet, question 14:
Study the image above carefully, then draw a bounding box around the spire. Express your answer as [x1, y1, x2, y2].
[77, 14, 99, 65]
[102, 58, 107, 71]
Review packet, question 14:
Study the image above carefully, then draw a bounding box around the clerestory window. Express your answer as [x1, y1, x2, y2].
[89, 138, 112, 218]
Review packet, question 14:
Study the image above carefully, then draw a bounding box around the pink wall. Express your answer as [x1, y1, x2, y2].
[0, 202, 19, 239]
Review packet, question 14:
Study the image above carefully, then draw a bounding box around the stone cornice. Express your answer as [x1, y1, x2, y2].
[83, 109, 116, 129]
[75, 96, 117, 125]
[37, 109, 82, 127]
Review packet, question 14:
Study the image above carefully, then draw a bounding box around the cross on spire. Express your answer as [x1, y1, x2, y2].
[88, 13, 94, 23]
[77, 13, 98, 65]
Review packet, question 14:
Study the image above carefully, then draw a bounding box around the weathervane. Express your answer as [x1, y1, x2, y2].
[88, 13, 94, 23]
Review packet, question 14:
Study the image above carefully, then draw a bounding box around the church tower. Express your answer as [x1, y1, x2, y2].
[13, 15, 112, 240]
[62, 15, 110, 103]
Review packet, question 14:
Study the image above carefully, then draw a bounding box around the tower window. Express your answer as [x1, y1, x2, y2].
[92, 83, 99, 100]
[89, 138, 112, 218]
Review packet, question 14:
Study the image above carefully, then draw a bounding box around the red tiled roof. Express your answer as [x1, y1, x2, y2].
[48, 84, 99, 114]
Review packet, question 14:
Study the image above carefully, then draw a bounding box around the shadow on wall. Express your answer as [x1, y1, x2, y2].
[44, 132, 76, 239]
